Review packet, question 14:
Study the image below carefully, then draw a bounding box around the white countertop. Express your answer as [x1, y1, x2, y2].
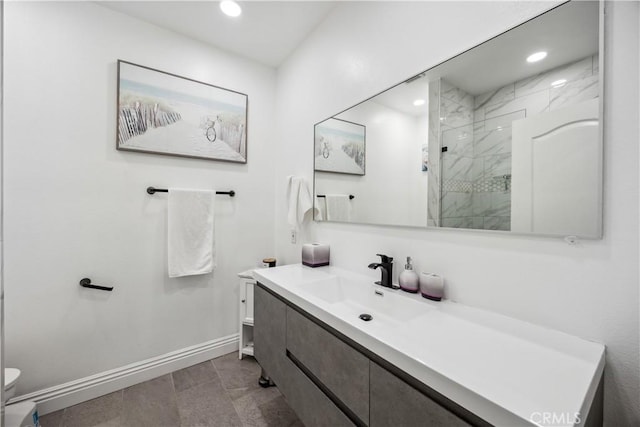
[253, 264, 605, 427]
[237, 269, 255, 279]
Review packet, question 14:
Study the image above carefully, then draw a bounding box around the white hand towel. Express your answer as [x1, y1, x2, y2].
[168, 188, 215, 278]
[315, 196, 324, 221]
[325, 194, 351, 222]
[286, 176, 318, 228]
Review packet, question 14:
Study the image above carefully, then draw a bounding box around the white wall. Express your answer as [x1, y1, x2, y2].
[275, 1, 639, 425]
[4, 2, 276, 394]
[315, 100, 427, 227]
[0, 0, 4, 413]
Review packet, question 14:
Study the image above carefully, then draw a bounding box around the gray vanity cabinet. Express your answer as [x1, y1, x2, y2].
[254, 286, 354, 427]
[255, 283, 483, 427]
[287, 307, 370, 425]
[369, 362, 471, 427]
[253, 286, 289, 394]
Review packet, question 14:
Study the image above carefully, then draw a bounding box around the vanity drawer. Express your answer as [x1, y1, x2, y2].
[370, 362, 471, 427]
[286, 307, 370, 425]
[284, 354, 355, 427]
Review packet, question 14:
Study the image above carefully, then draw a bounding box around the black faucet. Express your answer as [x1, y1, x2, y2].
[368, 254, 394, 288]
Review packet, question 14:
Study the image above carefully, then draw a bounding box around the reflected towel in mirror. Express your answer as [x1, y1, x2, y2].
[324, 194, 351, 222]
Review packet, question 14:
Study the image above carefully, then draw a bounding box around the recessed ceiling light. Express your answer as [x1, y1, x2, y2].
[220, 0, 241, 17]
[526, 51, 547, 63]
[551, 79, 567, 88]
[413, 99, 426, 106]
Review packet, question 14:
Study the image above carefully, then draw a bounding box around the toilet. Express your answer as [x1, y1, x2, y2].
[4, 369, 39, 427]
[5, 368, 21, 400]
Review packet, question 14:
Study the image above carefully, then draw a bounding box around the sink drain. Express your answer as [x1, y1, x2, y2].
[359, 313, 373, 321]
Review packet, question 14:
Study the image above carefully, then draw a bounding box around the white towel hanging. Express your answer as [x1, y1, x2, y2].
[286, 176, 318, 228]
[168, 188, 216, 278]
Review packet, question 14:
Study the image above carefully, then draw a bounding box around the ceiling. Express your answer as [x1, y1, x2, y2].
[346, 1, 598, 117]
[100, 0, 598, 115]
[373, 79, 430, 117]
[98, 1, 337, 67]
[429, 0, 599, 96]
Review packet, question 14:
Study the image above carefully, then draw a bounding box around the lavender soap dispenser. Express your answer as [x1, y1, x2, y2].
[399, 257, 419, 293]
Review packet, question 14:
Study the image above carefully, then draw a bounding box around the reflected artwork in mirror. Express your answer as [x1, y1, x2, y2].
[314, 118, 366, 175]
[313, 0, 602, 238]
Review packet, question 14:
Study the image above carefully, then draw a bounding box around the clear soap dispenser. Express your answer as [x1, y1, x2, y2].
[399, 256, 420, 293]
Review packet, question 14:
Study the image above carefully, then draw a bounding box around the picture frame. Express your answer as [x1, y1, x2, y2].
[314, 117, 366, 175]
[116, 60, 248, 163]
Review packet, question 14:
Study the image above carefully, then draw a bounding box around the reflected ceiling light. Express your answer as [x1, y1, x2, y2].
[551, 79, 567, 88]
[526, 51, 547, 63]
[220, 0, 242, 17]
[413, 99, 426, 106]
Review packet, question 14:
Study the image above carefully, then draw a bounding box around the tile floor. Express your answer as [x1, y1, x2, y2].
[38, 352, 302, 427]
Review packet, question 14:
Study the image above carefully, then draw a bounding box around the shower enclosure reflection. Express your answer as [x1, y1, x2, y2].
[433, 54, 600, 235]
[313, 0, 602, 238]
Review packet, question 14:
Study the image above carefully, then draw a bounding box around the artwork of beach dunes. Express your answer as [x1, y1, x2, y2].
[315, 118, 365, 175]
[117, 62, 247, 162]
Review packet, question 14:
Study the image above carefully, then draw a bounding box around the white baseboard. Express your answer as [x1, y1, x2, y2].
[8, 334, 239, 415]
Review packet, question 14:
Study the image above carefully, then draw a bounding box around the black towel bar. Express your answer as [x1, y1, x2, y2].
[317, 194, 354, 200]
[146, 187, 235, 197]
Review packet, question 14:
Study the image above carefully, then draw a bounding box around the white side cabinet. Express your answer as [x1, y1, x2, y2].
[238, 270, 255, 359]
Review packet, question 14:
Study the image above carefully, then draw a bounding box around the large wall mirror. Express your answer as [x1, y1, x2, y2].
[313, 0, 602, 238]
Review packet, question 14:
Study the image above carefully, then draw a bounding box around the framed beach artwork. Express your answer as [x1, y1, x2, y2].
[116, 60, 248, 163]
[314, 118, 365, 175]
[422, 144, 429, 172]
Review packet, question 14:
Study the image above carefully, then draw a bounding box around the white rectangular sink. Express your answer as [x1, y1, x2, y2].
[254, 264, 605, 427]
[299, 276, 428, 322]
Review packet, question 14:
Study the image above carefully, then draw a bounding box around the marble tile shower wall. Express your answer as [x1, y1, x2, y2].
[427, 80, 442, 226]
[471, 54, 599, 231]
[439, 55, 599, 230]
[440, 80, 475, 228]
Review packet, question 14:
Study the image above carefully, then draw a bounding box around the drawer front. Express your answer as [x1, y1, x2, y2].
[286, 307, 369, 425]
[285, 356, 355, 427]
[370, 362, 471, 427]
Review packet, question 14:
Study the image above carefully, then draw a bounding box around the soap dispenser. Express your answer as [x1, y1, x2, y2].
[399, 257, 419, 293]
